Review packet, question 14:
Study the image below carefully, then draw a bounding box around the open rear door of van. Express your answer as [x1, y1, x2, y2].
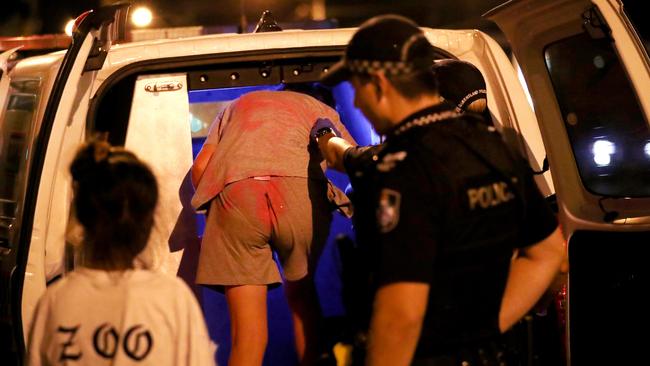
[4, 4, 130, 362]
[124, 73, 194, 279]
[488, 0, 650, 364]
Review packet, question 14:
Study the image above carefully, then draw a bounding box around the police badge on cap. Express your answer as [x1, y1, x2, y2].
[377, 188, 401, 233]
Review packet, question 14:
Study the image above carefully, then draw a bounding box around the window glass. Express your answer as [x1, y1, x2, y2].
[0, 77, 42, 249]
[544, 32, 650, 196]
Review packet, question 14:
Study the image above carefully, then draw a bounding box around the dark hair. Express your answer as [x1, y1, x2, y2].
[433, 59, 487, 112]
[388, 70, 438, 99]
[70, 139, 158, 270]
[357, 70, 439, 100]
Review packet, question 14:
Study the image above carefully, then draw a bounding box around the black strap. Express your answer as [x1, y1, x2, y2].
[531, 156, 549, 175]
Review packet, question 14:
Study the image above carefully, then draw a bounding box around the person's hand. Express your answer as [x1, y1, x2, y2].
[311, 118, 340, 141]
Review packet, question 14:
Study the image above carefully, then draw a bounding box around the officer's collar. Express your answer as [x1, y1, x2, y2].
[387, 102, 460, 138]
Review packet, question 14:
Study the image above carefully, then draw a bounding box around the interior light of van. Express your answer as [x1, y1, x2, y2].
[645, 142, 650, 158]
[592, 139, 615, 166]
[64, 19, 75, 36]
[132, 7, 153, 28]
[188, 85, 283, 103]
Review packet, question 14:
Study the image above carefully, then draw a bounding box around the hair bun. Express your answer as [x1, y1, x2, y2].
[93, 140, 111, 163]
[69, 137, 158, 267]
[70, 139, 111, 182]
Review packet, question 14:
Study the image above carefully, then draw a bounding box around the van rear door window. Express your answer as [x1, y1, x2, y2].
[544, 31, 650, 197]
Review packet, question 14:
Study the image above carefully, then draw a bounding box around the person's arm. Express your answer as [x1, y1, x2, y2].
[191, 143, 217, 188]
[191, 104, 233, 189]
[311, 117, 356, 172]
[316, 133, 354, 172]
[499, 226, 565, 332]
[366, 282, 429, 366]
[364, 152, 439, 365]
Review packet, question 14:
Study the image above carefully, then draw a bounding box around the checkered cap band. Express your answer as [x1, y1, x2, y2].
[346, 59, 416, 76]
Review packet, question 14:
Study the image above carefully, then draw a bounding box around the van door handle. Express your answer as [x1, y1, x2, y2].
[144, 81, 183, 92]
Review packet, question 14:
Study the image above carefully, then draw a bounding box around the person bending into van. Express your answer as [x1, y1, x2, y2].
[191, 89, 354, 366]
[317, 15, 565, 366]
[26, 139, 215, 365]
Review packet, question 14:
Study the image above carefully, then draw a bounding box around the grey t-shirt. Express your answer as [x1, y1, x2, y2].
[192, 90, 354, 210]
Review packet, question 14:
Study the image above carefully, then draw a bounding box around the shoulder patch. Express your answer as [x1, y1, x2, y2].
[376, 151, 407, 172]
[377, 188, 401, 233]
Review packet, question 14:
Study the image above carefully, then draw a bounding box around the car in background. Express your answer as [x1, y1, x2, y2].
[1, 0, 648, 364]
[0, 34, 72, 71]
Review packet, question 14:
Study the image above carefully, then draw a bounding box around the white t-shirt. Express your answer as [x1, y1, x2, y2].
[27, 268, 216, 366]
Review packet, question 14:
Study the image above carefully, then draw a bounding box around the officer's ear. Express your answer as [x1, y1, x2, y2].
[370, 72, 389, 102]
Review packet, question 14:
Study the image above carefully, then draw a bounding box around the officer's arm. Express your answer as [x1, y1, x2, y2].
[191, 143, 217, 188]
[499, 227, 566, 332]
[316, 133, 354, 172]
[367, 282, 429, 366]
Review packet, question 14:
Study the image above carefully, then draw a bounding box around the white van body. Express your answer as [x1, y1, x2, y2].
[1, 0, 648, 364]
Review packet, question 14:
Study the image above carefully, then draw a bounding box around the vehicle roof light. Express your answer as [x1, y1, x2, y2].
[64, 19, 75, 37]
[132, 7, 153, 28]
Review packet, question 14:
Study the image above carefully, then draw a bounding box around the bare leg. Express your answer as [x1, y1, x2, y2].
[285, 276, 322, 365]
[225, 285, 268, 366]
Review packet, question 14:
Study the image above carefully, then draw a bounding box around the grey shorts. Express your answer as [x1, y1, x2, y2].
[196, 177, 332, 287]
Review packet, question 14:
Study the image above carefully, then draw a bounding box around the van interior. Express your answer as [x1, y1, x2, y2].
[88, 56, 389, 364]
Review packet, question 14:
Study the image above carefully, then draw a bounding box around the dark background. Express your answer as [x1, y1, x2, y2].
[1, 0, 508, 45]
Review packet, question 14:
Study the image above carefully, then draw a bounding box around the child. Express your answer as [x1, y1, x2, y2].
[27, 139, 216, 365]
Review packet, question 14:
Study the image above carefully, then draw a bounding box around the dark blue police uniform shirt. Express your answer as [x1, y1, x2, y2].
[347, 102, 557, 357]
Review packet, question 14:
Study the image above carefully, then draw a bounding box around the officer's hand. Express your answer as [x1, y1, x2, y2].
[311, 118, 340, 140]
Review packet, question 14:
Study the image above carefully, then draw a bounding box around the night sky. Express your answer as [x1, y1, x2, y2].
[1, 0, 506, 37]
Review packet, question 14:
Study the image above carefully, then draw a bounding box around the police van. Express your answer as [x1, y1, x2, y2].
[1, 0, 648, 364]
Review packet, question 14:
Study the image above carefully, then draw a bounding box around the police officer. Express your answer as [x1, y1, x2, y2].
[434, 59, 488, 115]
[316, 14, 566, 366]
